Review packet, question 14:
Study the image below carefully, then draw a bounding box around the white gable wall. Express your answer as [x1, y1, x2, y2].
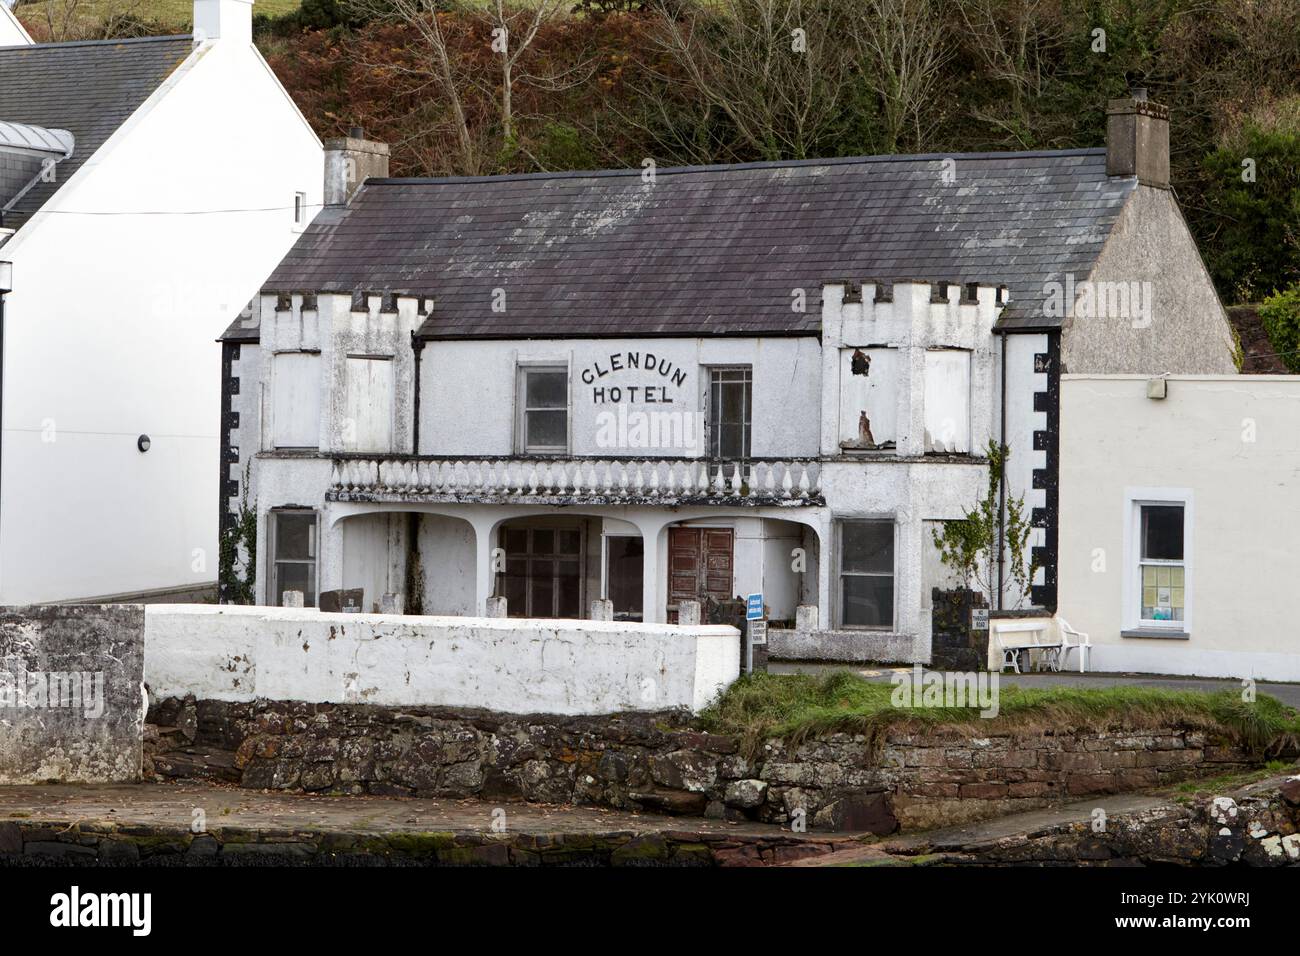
[0, 29, 322, 602]
[0, 3, 32, 46]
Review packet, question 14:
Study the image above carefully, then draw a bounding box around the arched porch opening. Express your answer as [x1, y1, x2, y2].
[333, 509, 477, 615]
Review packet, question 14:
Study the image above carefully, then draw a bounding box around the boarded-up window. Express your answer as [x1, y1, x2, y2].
[272, 352, 320, 449]
[838, 347, 898, 449]
[342, 356, 394, 452]
[923, 350, 971, 453]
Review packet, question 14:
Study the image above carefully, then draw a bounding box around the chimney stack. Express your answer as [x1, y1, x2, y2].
[323, 129, 390, 206]
[193, 0, 253, 44]
[1106, 89, 1169, 188]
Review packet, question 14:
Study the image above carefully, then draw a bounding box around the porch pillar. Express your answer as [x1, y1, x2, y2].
[470, 516, 498, 617]
[319, 507, 345, 596]
[816, 514, 834, 630]
[635, 517, 670, 624]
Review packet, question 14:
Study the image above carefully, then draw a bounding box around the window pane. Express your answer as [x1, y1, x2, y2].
[526, 371, 567, 408]
[1141, 505, 1183, 561]
[275, 513, 316, 561]
[556, 529, 581, 554]
[557, 559, 580, 618]
[530, 569, 554, 617]
[526, 409, 567, 449]
[275, 561, 315, 607]
[841, 521, 893, 574]
[504, 528, 527, 555]
[841, 576, 893, 628]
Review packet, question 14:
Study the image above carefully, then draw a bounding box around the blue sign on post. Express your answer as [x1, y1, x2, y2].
[746, 593, 764, 621]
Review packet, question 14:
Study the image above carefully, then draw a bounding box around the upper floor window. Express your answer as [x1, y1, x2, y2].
[519, 365, 569, 454]
[839, 347, 898, 451]
[342, 355, 394, 453]
[923, 349, 971, 454]
[707, 366, 751, 460]
[293, 192, 307, 227]
[271, 351, 320, 450]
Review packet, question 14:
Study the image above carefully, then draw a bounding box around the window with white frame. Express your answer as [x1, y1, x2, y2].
[294, 192, 307, 226]
[1138, 504, 1186, 624]
[271, 510, 318, 607]
[271, 351, 320, 449]
[1124, 490, 1191, 634]
[518, 365, 569, 454]
[837, 519, 895, 629]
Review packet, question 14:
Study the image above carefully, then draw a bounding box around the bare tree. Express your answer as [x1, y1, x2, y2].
[15, 0, 146, 42]
[650, 0, 858, 161]
[957, 0, 1067, 147]
[342, 0, 579, 176]
[849, 0, 952, 153]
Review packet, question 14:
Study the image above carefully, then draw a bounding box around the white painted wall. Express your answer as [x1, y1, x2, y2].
[0, 2, 31, 45]
[1058, 375, 1300, 680]
[143, 604, 741, 714]
[0, 14, 322, 602]
[420, 335, 823, 458]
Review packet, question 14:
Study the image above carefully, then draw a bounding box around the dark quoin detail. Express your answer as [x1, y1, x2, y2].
[1030, 332, 1061, 610]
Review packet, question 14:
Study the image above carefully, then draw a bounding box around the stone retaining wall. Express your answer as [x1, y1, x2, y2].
[150, 697, 1259, 833]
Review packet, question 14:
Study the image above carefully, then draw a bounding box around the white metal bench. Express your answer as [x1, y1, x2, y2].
[992, 619, 1062, 673]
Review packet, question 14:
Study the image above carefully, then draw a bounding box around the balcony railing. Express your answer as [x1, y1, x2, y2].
[327, 456, 823, 506]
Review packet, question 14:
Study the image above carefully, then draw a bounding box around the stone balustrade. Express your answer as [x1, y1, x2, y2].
[326, 456, 823, 506]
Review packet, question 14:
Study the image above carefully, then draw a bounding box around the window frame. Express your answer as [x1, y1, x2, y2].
[1122, 488, 1193, 637]
[704, 364, 753, 466]
[293, 191, 308, 229]
[922, 347, 973, 454]
[516, 363, 570, 456]
[498, 524, 585, 618]
[835, 517, 897, 631]
[270, 349, 321, 451]
[341, 353, 395, 453]
[269, 509, 319, 608]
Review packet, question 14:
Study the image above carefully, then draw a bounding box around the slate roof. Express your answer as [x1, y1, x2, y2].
[264, 149, 1138, 337]
[0, 34, 193, 226]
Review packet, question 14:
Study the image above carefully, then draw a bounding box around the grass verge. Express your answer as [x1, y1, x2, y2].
[698, 671, 1300, 759]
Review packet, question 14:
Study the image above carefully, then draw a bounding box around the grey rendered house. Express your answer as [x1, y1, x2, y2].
[219, 92, 1236, 664]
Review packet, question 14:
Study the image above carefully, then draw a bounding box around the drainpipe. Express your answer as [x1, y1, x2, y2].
[996, 329, 1007, 611]
[410, 329, 424, 455]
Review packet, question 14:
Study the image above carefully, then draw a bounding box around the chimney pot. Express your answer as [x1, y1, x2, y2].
[1106, 92, 1169, 188]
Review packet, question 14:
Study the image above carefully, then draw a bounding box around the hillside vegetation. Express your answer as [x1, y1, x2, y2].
[17, 0, 1300, 308]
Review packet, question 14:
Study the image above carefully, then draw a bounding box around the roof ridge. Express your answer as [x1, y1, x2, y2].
[0, 33, 191, 52]
[370, 148, 1108, 187]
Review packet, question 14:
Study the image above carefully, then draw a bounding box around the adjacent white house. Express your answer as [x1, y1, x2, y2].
[1057, 375, 1300, 681]
[221, 94, 1237, 665]
[0, 0, 322, 602]
[0, 1, 31, 46]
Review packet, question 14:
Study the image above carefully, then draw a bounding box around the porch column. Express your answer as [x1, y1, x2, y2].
[470, 515, 498, 617]
[634, 516, 671, 624]
[816, 513, 834, 630]
[319, 506, 345, 596]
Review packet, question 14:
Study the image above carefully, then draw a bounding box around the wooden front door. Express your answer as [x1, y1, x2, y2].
[667, 527, 734, 622]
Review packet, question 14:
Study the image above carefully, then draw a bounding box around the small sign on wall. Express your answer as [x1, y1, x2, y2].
[748, 620, 768, 646]
[971, 607, 989, 632]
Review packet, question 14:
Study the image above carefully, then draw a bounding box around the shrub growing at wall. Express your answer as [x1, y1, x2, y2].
[1260, 283, 1300, 373]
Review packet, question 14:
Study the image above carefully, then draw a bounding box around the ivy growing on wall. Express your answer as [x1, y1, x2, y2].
[219, 463, 257, 605]
[931, 441, 1037, 610]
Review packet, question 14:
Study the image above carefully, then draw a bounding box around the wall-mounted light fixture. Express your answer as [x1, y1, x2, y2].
[137, 434, 151, 453]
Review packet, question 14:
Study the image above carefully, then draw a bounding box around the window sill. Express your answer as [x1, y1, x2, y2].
[1121, 628, 1190, 640]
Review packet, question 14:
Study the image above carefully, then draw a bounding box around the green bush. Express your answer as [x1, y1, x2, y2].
[1201, 123, 1300, 304]
[1259, 284, 1300, 373]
